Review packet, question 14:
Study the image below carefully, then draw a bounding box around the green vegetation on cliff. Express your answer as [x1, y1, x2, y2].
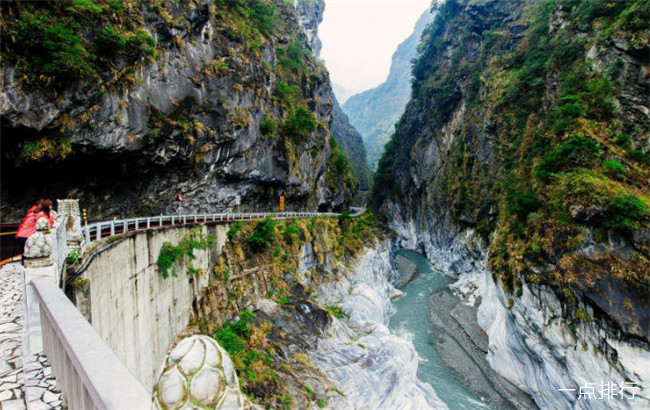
[1, 0, 357, 217]
[198, 214, 380, 407]
[156, 228, 216, 278]
[2, 0, 156, 86]
[374, 0, 649, 326]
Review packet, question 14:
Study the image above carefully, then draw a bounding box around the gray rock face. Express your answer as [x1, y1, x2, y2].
[330, 99, 371, 191]
[394, 253, 418, 287]
[307, 240, 447, 409]
[295, 0, 371, 192]
[371, 0, 650, 408]
[294, 0, 325, 57]
[1, 0, 352, 221]
[343, 9, 435, 171]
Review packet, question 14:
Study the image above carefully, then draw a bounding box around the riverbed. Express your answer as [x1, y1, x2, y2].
[389, 249, 489, 409]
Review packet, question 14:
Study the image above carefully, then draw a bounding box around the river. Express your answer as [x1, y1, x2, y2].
[389, 249, 489, 409]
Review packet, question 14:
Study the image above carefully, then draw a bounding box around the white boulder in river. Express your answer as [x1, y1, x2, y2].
[153, 335, 244, 409]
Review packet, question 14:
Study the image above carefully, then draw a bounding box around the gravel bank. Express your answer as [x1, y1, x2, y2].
[427, 289, 537, 409]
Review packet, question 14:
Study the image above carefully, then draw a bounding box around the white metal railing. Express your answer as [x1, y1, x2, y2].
[81, 211, 343, 244]
[32, 277, 151, 409]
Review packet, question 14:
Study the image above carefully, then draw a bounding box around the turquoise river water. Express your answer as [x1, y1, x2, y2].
[389, 249, 489, 409]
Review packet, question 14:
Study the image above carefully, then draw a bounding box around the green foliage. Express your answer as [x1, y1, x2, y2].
[94, 26, 126, 54]
[507, 188, 541, 222]
[215, 310, 255, 353]
[567, 0, 628, 26]
[214, 309, 278, 394]
[66, 248, 81, 265]
[377, 0, 650, 298]
[218, 0, 278, 38]
[329, 138, 351, 175]
[576, 307, 593, 322]
[326, 306, 345, 319]
[215, 327, 246, 354]
[282, 222, 301, 245]
[15, 13, 94, 80]
[4, 1, 157, 86]
[246, 217, 278, 253]
[227, 222, 244, 240]
[214, 311, 252, 354]
[284, 107, 316, 143]
[602, 159, 625, 179]
[336, 211, 378, 256]
[328, 138, 357, 190]
[66, 0, 104, 16]
[156, 229, 215, 278]
[19, 136, 72, 163]
[124, 29, 156, 60]
[275, 81, 297, 102]
[628, 149, 650, 166]
[259, 117, 277, 137]
[535, 136, 600, 180]
[604, 194, 650, 231]
[615, 133, 631, 148]
[548, 66, 615, 134]
[277, 41, 306, 72]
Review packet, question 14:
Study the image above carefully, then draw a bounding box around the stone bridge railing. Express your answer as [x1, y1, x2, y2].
[32, 277, 151, 409]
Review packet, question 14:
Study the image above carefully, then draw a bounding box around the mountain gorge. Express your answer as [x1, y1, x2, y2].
[343, 9, 435, 171]
[3, 0, 650, 408]
[1, 0, 358, 221]
[373, 0, 649, 407]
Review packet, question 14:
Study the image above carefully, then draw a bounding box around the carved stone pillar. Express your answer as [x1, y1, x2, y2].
[24, 217, 53, 269]
[57, 199, 84, 250]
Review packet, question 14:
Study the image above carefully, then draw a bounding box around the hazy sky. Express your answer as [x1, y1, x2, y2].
[319, 0, 431, 95]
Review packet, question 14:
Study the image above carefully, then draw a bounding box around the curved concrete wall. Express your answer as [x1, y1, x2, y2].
[78, 224, 228, 390]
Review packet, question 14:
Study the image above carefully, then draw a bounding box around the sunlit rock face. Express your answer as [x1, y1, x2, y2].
[153, 335, 244, 410]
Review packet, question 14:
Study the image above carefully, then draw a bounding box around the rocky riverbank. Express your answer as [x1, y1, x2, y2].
[427, 289, 536, 409]
[393, 218, 650, 409]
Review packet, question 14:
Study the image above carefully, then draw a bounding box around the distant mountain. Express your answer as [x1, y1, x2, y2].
[342, 10, 434, 171]
[331, 82, 355, 104]
[330, 99, 371, 190]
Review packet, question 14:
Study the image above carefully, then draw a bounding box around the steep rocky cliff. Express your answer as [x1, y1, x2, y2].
[373, 0, 649, 407]
[343, 10, 435, 170]
[294, 0, 371, 192]
[1, 0, 354, 221]
[330, 99, 371, 191]
[179, 214, 442, 408]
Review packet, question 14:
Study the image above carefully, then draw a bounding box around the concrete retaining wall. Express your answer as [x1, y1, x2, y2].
[79, 224, 229, 390]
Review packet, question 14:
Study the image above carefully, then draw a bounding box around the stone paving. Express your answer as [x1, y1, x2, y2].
[0, 262, 63, 410]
